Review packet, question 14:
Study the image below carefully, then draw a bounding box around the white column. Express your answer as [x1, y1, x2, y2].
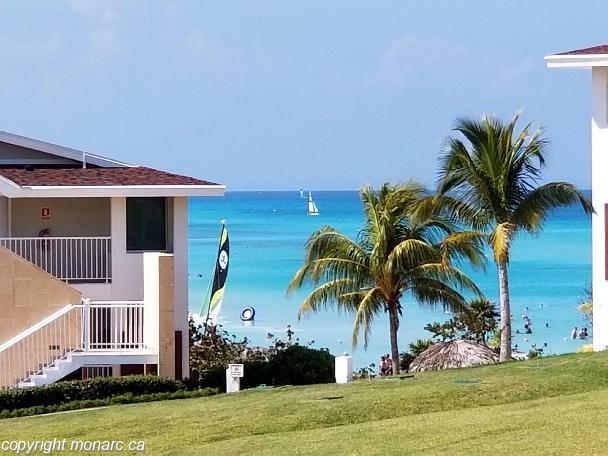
[143, 252, 160, 355]
[0, 197, 8, 237]
[591, 68, 608, 350]
[173, 197, 189, 377]
[110, 197, 143, 300]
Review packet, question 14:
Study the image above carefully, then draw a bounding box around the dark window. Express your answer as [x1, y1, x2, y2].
[127, 197, 167, 251]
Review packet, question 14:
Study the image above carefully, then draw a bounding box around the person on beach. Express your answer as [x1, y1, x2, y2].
[385, 354, 393, 376]
[379, 356, 390, 376]
[579, 328, 588, 339]
[571, 327, 578, 340]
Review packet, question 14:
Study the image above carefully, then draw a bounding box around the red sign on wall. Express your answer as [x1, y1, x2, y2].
[41, 207, 51, 220]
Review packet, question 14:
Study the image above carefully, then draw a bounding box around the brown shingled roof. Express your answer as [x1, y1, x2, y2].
[0, 166, 219, 187]
[557, 44, 608, 55]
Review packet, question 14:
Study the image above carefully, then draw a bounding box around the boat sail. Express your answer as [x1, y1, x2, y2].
[199, 221, 230, 329]
[307, 191, 320, 216]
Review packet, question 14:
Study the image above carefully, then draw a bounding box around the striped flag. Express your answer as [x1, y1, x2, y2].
[202, 223, 229, 325]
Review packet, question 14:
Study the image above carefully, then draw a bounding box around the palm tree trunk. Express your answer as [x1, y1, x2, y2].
[497, 260, 512, 361]
[388, 303, 400, 374]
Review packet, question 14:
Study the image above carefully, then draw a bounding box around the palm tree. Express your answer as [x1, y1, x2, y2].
[460, 297, 499, 345]
[287, 182, 484, 374]
[437, 113, 593, 361]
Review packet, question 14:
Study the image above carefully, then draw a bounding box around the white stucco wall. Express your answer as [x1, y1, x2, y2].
[109, 197, 144, 300]
[592, 68, 608, 350]
[10, 198, 110, 237]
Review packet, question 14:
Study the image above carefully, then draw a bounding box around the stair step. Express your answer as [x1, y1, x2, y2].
[29, 374, 48, 380]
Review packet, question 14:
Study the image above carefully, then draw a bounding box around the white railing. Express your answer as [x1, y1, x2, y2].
[0, 236, 111, 282]
[85, 300, 145, 351]
[0, 304, 82, 390]
[0, 300, 145, 389]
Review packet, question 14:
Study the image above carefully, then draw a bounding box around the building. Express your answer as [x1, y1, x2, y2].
[545, 45, 608, 350]
[0, 131, 224, 388]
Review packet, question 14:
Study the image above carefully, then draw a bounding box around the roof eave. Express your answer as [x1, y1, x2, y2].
[545, 54, 608, 69]
[4, 184, 226, 198]
[0, 130, 133, 168]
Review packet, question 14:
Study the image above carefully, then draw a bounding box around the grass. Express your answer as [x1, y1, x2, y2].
[3, 351, 608, 454]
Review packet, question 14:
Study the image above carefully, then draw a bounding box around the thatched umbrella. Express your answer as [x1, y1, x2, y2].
[409, 340, 498, 373]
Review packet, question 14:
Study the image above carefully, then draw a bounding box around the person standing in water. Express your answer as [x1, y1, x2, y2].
[571, 327, 578, 340]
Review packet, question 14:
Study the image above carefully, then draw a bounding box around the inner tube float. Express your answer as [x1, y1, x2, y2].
[240, 306, 255, 322]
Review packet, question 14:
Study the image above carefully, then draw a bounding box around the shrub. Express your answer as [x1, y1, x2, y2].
[188, 345, 336, 391]
[0, 388, 217, 419]
[189, 317, 335, 391]
[0, 375, 185, 412]
[263, 345, 334, 386]
[408, 339, 435, 357]
[399, 352, 415, 372]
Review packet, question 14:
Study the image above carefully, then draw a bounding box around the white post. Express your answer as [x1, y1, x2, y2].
[226, 364, 244, 393]
[83, 298, 91, 351]
[335, 354, 353, 384]
[226, 369, 240, 393]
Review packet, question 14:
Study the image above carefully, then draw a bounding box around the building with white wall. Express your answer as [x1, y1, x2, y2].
[0, 131, 224, 388]
[545, 44, 608, 350]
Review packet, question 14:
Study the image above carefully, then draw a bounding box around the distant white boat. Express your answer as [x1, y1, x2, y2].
[307, 191, 320, 216]
[299, 188, 304, 198]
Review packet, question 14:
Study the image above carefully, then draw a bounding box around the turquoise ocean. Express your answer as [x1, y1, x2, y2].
[188, 191, 592, 369]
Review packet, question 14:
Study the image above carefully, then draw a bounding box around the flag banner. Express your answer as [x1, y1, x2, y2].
[206, 224, 229, 324]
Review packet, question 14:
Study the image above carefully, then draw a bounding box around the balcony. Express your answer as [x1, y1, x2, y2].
[0, 300, 148, 389]
[0, 236, 111, 282]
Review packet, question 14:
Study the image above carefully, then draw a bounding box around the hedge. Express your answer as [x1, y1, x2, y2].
[0, 388, 217, 419]
[0, 375, 188, 412]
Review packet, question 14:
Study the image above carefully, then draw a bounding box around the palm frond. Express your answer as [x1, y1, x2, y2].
[297, 279, 362, 319]
[352, 287, 383, 348]
[386, 239, 440, 276]
[436, 231, 487, 269]
[488, 222, 515, 264]
[409, 262, 482, 297]
[511, 182, 593, 234]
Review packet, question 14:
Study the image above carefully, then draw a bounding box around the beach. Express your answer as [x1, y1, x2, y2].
[188, 190, 592, 368]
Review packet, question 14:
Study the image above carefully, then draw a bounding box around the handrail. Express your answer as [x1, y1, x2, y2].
[0, 236, 111, 240]
[0, 304, 78, 352]
[88, 301, 144, 306]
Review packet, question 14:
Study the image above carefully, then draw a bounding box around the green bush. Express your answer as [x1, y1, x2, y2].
[0, 388, 217, 419]
[262, 345, 334, 387]
[0, 375, 185, 412]
[189, 345, 335, 391]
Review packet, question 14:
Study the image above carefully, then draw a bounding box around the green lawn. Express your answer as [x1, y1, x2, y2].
[3, 351, 608, 455]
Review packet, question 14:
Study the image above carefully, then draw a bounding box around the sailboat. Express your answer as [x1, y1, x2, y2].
[299, 188, 304, 198]
[198, 221, 230, 331]
[307, 191, 320, 216]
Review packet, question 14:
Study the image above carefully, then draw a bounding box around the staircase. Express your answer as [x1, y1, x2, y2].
[0, 300, 156, 389]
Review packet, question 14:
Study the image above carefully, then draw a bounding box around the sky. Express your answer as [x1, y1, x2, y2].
[0, 1, 603, 190]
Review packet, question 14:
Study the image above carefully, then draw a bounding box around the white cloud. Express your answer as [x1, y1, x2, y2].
[184, 29, 237, 71]
[68, 0, 119, 18]
[68, 0, 125, 64]
[88, 27, 123, 58]
[378, 34, 466, 89]
[0, 30, 63, 63]
[377, 34, 535, 94]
